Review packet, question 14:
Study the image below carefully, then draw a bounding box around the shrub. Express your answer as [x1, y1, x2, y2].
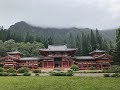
[111, 73, 120, 77]
[2, 72, 9, 76]
[70, 64, 79, 71]
[50, 71, 66, 76]
[104, 74, 110, 77]
[66, 70, 74, 76]
[0, 72, 3, 76]
[54, 68, 61, 71]
[9, 73, 17, 76]
[17, 67, 29, 73]
[35, 73, 39, 76]
[103, 70, 111, 73]
[103, 65, 120, 73]
[7, 68, 16, 73]
[23, 72, 31, 76]
[90, 66, 96, 70]
[0, 67, 4, 72]
[111, 65, 120, 73]
[32, 69, 41, 73]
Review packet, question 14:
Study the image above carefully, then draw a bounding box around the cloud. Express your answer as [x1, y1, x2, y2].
[0, 0, 120, 29]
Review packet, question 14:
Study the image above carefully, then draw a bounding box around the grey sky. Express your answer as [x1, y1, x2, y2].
[0, 0, 120, 29]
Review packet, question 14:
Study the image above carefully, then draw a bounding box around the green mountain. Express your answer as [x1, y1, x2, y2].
[8, 21, 116, 44]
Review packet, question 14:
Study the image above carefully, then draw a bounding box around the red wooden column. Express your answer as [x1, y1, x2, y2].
[68, 60, 69, 68]
[53, 60, 54, 69]
[37, 61, 38, 69]
[68, 60, 70, 67]
[32, 61, 34, 69]
[100, 62, 103, 70]
[87, 62, 88, 69]
[13, 64, 15, 69]
[109, 63, 111, 70]
[47, 60, 48, 68]
[61, 60, 63, 69]
[81, 62, 83, 70]
[42, 60, 44, 68]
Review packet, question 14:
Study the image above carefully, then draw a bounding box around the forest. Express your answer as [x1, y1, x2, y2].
[0, 28, 113, 55]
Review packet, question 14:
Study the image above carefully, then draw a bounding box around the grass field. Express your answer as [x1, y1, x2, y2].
[0, 76, 120, 90]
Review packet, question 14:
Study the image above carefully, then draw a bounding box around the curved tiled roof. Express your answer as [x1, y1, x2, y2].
[48, 45, 67, 50]
[19, 57, 40, 61]
[89, 50, 106, 55]
[7, 51, 22, 55]
[39, 45, 77, 51]
[74, 56, 95, 60]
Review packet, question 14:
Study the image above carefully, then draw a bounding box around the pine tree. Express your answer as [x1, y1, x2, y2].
[75, 35, 81, 55]
[90, 30, 96, 51]
[25, 32, 34, 43]
[114, 27, 120, 64]
[81, 33, 89, 55]
[96, 28, 103, 49]
[67, 33, 75, 48]
[48, 36, 53, 45]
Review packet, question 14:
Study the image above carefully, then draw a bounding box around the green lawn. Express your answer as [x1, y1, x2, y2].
[0, 76, 119, 90]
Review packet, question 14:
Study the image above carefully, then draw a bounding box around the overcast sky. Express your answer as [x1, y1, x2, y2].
[0, 0, 120, 29]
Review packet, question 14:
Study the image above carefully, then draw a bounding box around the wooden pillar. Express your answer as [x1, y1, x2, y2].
[13, 64, 14, 69]
[47, 60, 48, 68]
[32, 61, 34, 69]
[87, 62, 88, 70]
[109, 63, 111, 70]
[37, 61, 38, 69]
[81, 63, 83, 69]
[61, 60, 63, 69]
[68, 60, 69, 68]
[42, 60, 44, 68]
[53, 60, 54, 69]
[100, 62, 103, 70]
[14, 64, 16, 69]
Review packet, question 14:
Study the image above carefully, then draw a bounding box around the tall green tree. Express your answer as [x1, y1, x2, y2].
[75, 35, 81, 55]
[67, 33, 75, 48]
[48, 36, 53, 45]
[25, 32, 34, 43]
[96, 29, 103, 49]
[114, 27, 120, 64]
[90, 30, 96, 51]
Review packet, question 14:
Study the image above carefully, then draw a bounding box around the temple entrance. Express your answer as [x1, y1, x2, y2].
[54, 58, 62, 68]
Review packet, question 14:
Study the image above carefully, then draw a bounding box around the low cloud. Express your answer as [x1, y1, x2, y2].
[0, 0, 120, 29]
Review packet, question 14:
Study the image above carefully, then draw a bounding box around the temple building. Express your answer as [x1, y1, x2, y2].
[39, 45, 76, 70]
[74, 50, 113, 70]
[0, 45, 113, 70]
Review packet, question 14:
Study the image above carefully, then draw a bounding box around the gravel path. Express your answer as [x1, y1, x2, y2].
[31, 73, 114, 77]
[74, 73, 114, 77]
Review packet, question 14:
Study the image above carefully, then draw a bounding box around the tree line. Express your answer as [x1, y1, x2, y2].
[0, 39, 44, 57]
[0, 28, 113, 56]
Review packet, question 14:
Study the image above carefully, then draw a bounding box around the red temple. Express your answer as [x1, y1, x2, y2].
[0, 45, 113, 70]
[39, 45, 76, 70]
[75, 50, 113, 70]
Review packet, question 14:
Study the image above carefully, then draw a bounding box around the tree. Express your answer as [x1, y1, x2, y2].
[75, 35, 81, 55]
[96, 29, 103, 49]
[114, 27, 120, 64]
[90, 30, 96, 51]
[48, 36, 53, 45]
[0, 40, 44, 57]
[25, 32, 34, 43]
[67, 33, 75, 48]
[81, 33, 90, 55]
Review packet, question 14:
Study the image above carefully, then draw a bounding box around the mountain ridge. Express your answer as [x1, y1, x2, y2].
[7, 21, 116, 44]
